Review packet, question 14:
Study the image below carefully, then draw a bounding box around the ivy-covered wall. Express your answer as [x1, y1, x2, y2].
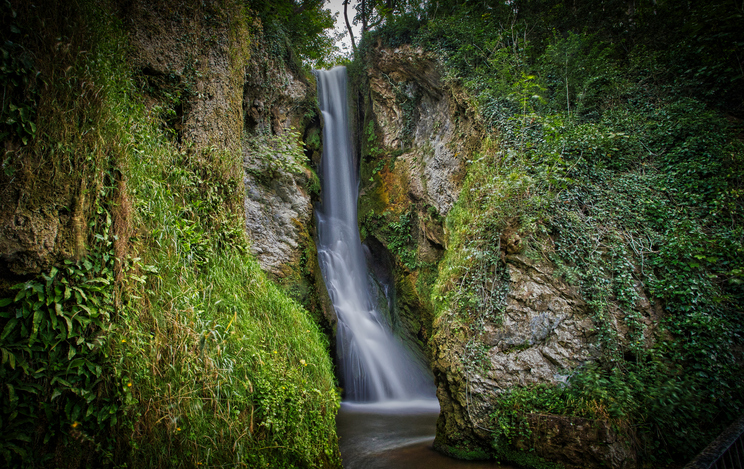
[350, 6, 744, 468]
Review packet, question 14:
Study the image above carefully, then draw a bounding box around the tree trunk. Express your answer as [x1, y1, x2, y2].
[343, 0, 357, 52]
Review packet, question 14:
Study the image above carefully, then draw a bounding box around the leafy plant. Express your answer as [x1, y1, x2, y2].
[0, 212, 121, 466]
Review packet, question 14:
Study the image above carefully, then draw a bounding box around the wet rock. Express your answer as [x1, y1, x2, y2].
[524, 414, 638, 469]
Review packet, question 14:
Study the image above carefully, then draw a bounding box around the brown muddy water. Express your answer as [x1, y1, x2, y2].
[336, 400, 515, 469]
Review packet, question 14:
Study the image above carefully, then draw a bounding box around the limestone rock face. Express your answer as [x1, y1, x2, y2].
[241, 33, 317, 279]
[483, 255, 597, 388]
[432, 255, 598, 450]
[366, 43, 480, 218]
[431, 255, 644, 469]
[361, 42, 643, 469]
[0, 206, 66, 276]
[243, 149, 314, 279]
[0, 0, 249, 278]
[124, 0, 247, 154]
[358, 43, 483, 353]
[127, 1, 319, 282]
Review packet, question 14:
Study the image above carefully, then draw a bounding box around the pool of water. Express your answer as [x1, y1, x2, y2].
[336, 400, 514, 469]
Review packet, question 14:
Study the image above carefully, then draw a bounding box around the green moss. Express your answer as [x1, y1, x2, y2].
[0, 1, 342, 467]
[493, 447, 565, 469]
[437, 442, 492, 461]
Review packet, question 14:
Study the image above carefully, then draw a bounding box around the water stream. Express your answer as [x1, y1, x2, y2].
[314, 66, 512, 469]
[315, 66, 433, 403]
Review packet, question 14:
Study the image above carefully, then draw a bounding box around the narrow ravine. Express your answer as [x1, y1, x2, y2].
[315, 66, 434, 403]
[314, 66, 513, 469]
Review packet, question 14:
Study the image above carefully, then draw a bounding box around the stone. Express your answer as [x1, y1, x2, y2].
[524, 414, 638, 469]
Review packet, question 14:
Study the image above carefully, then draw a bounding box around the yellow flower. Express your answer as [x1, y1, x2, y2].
[121, 339, 126, 343]
[300, 359, 306, 366]
[71, 421, 79, 428]
[127, 382, 132, 387]
[177, 427, 181, 431]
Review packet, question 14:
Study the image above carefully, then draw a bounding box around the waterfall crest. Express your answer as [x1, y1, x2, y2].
[314, 66, 435, 403]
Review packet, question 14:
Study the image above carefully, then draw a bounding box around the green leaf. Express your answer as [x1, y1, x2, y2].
[1, 348, 16, 369]
[0, 298, 13, 307]
[62, 315, 73, 339]
[54, 376, 72, 388]
[72, 286, 88, 301]
[67, 358, 84, 371]
[29, 306, 44, 344]
[1, 318, 18, 340]
[13, 288, 26, 302]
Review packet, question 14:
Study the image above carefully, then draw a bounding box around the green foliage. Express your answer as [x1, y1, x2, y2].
[439, 443, 491, 461]
[365, 119, 383, 159]
[489, 357, 728, 463]
[387, 211, 418, 270]
[0, 1, 38, 149]
[251, 0, 337, 67]
[0, 0, 342, 466]
[364, 12, 425, 49]
[0, 212, 121, 466]
[0, 1, 138, 464]
[492, 446, 565, 469]
[405, 10, 744, 465]
[362, 209, 419, 271]
[121, 78, 340, 467]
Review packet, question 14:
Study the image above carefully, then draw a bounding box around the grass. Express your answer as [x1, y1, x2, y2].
[0, 0, 342, 467]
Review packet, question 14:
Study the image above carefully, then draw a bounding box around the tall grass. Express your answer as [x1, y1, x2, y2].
[114, 24, 341, 469]
[1, 0, 341, 466]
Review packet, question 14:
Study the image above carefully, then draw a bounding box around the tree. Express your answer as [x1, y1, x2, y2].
[343, 0, 357, 52]
[250, 0, 336, 63]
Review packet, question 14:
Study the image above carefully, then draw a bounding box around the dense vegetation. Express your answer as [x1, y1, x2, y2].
[2, 0, 742, 467]
[0, 0, 340, 467]
[354, 0, 744, 466]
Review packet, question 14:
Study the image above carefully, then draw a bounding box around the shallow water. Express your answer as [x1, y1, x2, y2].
[336, 401, 514, 469]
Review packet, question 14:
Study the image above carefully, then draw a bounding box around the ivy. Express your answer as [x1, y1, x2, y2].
[0, 213, 122, 466]
[0, 1, 39, 151]
[405, 12, 744, 465]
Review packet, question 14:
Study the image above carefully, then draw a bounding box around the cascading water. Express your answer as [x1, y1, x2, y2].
[314, 66, 435, 403]
[314, 66, 510, 469]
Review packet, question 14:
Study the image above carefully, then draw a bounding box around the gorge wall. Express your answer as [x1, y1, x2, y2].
[354, 42, 658, 469]
[0, 1, 339, 467]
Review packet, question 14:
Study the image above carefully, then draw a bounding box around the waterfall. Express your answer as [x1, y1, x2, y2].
[314, 66, 435, 403]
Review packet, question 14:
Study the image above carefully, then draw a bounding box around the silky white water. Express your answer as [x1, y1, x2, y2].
[314, 66, 435, 403]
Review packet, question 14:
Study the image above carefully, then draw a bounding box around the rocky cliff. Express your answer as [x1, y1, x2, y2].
[0, 1, 340, 466]
[355, 42, 651, 469]
[352, 43, 481, 349]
